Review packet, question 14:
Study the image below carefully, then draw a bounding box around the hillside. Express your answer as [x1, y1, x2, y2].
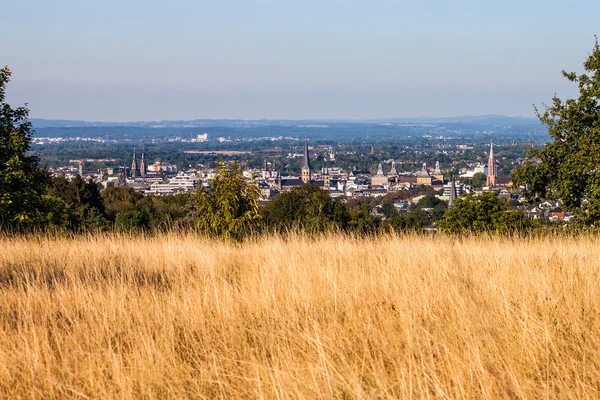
[1, 233, 599, 398]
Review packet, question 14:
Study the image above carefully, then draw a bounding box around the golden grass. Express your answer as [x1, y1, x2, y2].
[1, 233, 600, 399]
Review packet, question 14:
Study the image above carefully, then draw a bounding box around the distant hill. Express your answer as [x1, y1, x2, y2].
[30, 115, 541, 129]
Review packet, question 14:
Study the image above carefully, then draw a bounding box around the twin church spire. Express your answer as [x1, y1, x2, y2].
[130, 147, 146, 178]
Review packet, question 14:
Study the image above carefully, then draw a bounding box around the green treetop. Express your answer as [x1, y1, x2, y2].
[0, 66, 52, 230]
[515, 38, 600, 225]
[194, 161, 261, 239]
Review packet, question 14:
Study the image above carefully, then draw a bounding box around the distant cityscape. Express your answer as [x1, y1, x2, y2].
[41, 118, 568, 225]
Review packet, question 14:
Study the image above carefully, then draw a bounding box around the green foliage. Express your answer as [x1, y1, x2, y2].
[115, 210, 149, 231]
[102, 186, 144, 221]
[514, 38, 600, 225]
[347, 207, 377, 234]
[385, 213, 423, 231]
[47, 175, 106, 231]
[472, 172, 487, 188]
[378, 197, 398, 219]
[261, 184, 349, 232]
[194, 162, 261, 239]
[102, 186, 193, 231]
[0, 66, 51, 231]
[416, 195, 445, 209]
[136, 193, 194, 230]
[437, 192, 533, 233]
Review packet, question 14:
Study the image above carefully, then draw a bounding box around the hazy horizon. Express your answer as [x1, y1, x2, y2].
[4, 0, 599, 121]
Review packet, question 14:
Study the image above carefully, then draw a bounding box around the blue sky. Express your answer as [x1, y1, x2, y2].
[3, 0, 599, 121]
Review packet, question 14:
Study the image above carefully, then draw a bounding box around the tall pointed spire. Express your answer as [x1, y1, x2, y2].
[301, 140, 311, 183]
[322, 157, 331, 189]
[140, 146, 146, 178]
[302, 139, 310, 169]
[486, 141, 496, 186]
[449, 177, 457, 208]
[131, 147, 137, 178]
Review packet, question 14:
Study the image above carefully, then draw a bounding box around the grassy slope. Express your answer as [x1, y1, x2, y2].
[0, 233, 599, 399]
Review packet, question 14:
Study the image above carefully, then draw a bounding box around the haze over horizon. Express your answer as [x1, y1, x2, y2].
[4, 0, 599, 121]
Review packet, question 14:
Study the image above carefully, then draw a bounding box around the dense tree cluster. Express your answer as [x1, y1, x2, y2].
[0, 66, 53, 231]
[437, 192, 535, 233]
[515, 39, 600, 225]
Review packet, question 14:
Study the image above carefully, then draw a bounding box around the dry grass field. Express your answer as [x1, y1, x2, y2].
[1, 233, 600, 399]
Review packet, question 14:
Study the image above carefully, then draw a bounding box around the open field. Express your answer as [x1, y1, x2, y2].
[1, 233, 600, 399]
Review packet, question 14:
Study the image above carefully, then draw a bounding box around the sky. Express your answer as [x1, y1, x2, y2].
[3, 0, 600, 121]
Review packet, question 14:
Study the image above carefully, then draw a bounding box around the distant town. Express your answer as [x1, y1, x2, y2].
[36, 117, 569, 225]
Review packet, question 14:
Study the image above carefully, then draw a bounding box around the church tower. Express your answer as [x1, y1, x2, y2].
[140, 147, 146, 178]
[389, 160, 398, 177]
[432, 161, 444, 181]
[301, 139, 311, 184]
[323, 157, 331, 190]
[486, 141, 496, 186]
[131, 148, 138, 178]
[448, 177, 457, 208]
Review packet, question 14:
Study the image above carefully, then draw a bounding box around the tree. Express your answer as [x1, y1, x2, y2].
[261, 184, 349, 232]
[437, 192, 533, 233]
[514, 38, 600, 225]
[416, 195, 444, 209]
[194, 161, 261, 239]
[472, 172, 486, 188]
[0, 66, 51, 230]
[385, 213, 423, 231]
[47, 175, 106, 231]
[379, 196, 398, 219]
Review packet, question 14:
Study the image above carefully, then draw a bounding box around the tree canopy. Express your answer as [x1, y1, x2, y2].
[194, 161, 261, 239]
[261, 184, 349, 233]
[515, 38, 600, 225]
[437, 192, 533, 233]
[0, 66, 52, 230]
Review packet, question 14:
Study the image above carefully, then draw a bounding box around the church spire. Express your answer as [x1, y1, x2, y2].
[449, 176, 457, 208]
[302, 139, 310, 169]
[131, 147, 137, 178]
[486, 141, 496, 186]
[140, 147, 146, 178]
[301, 140, 311, 183]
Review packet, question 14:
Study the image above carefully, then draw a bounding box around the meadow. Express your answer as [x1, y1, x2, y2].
[1, 233, 599, 399]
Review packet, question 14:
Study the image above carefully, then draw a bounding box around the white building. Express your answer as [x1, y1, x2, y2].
[145, 172, 199, 195]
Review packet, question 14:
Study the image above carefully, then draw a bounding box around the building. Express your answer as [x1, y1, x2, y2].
[322, 159, 331, 190]
[371, 163, 388, 186]
[388, 160, 398, 177]
[130, 148, 138, 178]
[147, 162, 177, 173]
[301, 140, 311, 184]
[443, 179, 464, 198]
[446, 178, 461, 208]
[415, 163, 432, 186]
[432, 161, 444, 181]
[139, 148, 146, 178]
[486, 142, 496, 186]
[145, 172, 199, 195]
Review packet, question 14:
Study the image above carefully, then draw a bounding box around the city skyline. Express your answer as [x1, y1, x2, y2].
[4, 0, 599, 120]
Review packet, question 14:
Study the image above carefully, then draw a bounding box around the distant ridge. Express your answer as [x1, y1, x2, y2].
[30, 115, 540, 129]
